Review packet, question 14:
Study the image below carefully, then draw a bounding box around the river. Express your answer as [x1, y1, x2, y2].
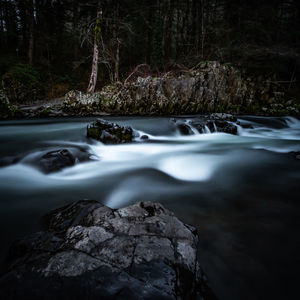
[0, 115, 299, 300]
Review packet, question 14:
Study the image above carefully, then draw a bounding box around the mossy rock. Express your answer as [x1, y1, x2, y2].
[87, 119, 135, 144]
[0, 90, 24, 119]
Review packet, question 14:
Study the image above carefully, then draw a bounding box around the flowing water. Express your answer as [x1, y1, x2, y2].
[0, 116, 300, 300]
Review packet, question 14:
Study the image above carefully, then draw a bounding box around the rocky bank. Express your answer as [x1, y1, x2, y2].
[0, 200, 215, 300]
[1, 61, 299, 119]
[62, 61, 299, 116]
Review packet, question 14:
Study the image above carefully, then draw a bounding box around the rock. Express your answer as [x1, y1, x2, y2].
[21, 148, 93, 174]
[96, 61, 283, 115]
[87, 119, 135, 144]
[36, 149, 75, 173]
[0, 200, 213, 300]
[171, 119, 194, 135]
[0, 156, 21, 167]
[171, 116, 238, 135]
[208, 120, 237, 135]
[209, 113, 237, 122]
[63, 90, 102, 115]
[0, 89, 23, 119]
[290, 151, 300, 160]
[140, 135, 149, 140]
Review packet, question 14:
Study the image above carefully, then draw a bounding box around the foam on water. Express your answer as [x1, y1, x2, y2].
[0, 115, 300, 300]
[0, 115, 299, 189]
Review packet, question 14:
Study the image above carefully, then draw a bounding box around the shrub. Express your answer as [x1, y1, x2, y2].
[2, 64, 44, 103]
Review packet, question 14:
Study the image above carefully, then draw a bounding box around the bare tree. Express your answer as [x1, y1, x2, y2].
[87, 10, 102, 93]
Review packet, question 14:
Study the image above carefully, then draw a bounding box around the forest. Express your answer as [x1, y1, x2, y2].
[0, 0, 299, 101]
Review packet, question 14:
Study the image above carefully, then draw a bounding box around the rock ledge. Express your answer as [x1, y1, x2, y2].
[0, 200, 215, 300]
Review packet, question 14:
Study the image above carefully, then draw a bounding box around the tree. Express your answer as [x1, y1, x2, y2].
[87, 9, 102, 93]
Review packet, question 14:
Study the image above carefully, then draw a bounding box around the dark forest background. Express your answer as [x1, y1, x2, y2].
[0, 0, 299, 102]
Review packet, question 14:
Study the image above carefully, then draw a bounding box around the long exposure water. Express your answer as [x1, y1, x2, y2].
[0, 115, 299, 300]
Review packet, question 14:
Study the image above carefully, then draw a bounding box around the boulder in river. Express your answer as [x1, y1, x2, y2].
[20, 147, 93, 174]
[87, 119, 135, 144]
[171, 119, 195, 135]
[0, 200, 214, 300]
[37, 149, 75, 173]
[171, 114, 238, 135]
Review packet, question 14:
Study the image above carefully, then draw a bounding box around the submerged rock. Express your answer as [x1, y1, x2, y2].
[171, 114, 238, 135]
[0, 200, 214, 300]
[0, 156, 21, 167]
[87, 119, 135, 144]
[206, 120, 237, 135]
[20, 147, 92, 174]
[290, 151, 300, 160]
[171, 119, 195, 135]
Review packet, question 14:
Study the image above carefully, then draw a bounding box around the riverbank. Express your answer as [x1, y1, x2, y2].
[1, 61, 299, 119]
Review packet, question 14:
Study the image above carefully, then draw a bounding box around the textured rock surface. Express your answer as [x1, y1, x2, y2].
[87, 119, 135, 144]
[94, 61, 284, 115]
[23, 148, 92, 173]
[172, 114, 238, 135]
[0, 148, 93, 173]
[0, 89, 23, 119]
[58, 61, 297, 117]
[0, 200, 214, 300]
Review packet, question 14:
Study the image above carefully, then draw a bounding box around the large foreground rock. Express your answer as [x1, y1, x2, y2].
[0, 200, 215, 300]
[87, 119, 135, 144]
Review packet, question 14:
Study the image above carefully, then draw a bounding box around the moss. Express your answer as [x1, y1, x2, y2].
[2, 64, 43, 103]
[87, 127, 100, 139]
[94, 15, 102, 44]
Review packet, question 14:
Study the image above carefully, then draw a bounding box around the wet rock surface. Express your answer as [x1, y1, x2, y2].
[172, 114, 238, 135]
[0, 147, 94, 173]
[87, 119, 135, 144]
[0, 200, 215, 300]
[35, 148, 93, 173]
[290, 151, 300, 160]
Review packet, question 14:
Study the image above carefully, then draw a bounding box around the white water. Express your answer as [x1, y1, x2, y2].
[0, 115, 299, 300]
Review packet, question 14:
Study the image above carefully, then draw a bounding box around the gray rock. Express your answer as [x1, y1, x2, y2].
[290, 151, 300, 160]
[171, 116, 238, 135]
[20, 147, 93, 174]
[87, 119, 135, 144]
[0, 200, 215, 300]
[209, 113, 237, 122]
[171, 119, 195, 135]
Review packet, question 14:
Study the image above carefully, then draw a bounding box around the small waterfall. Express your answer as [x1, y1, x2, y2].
[235, 123, 243, 135]
[204, 125, 211, 134]
[187, 121, 200, 135]
[285, 116, 300, 128]
[213, 122, 218, 132]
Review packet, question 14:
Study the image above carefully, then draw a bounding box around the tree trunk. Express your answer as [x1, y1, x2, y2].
[87, 10, 102, 94]
[28, 0, 34, 65]
[114, 39, 120, 82]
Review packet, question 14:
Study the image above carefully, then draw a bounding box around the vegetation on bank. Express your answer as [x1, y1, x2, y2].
[62, 61, 300, 116]
[0, 1, 299, 117]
